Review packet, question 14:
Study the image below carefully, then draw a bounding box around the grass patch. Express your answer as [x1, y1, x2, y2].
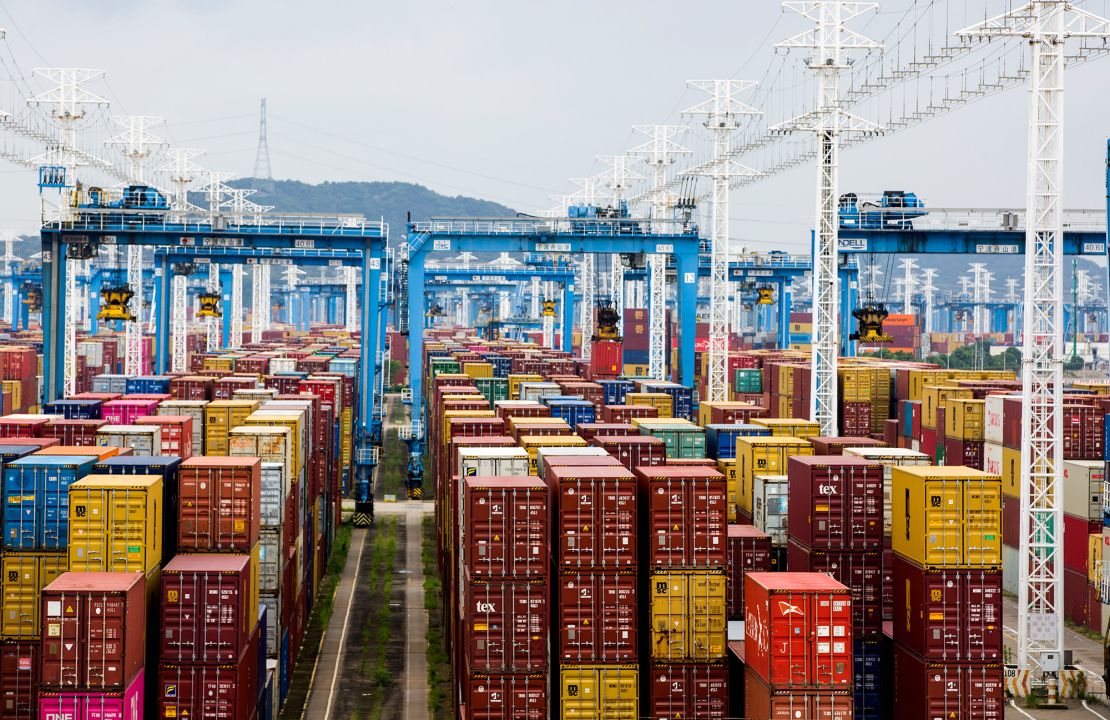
[357, 516, 398, 718]
[424, 515, 452, 719]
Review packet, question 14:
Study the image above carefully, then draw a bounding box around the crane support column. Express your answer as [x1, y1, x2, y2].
[155, 255, 171, 374]
[40, 233, 65, 404]
[561, 281, 575, 353]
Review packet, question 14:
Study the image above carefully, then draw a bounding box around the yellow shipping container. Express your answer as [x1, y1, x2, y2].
[2, 379, 21, 411]
[892, 465, 1002, 568]
[752, 417, 821, 439]
[558, 664, 639, 720]
[204, 400, 261, 455]
[244, 412, 305, 474]
[623, 364, 650, 377]
[508, 373, 543, 400]
[735, 437, 814, 513]
[718, 459, 739, 523]
[1000, 445, 1022, 498]
[840, 367, 873, 402]
[67, 475, 163, 574]
[203, 356, 236, 372]
[1090, 533, 1103, 583]
[442, 409, 497, 445]
[921, 386, 974, 430]
[649, 570, 727, 661]
[463, 361, 494, 379]
[944, 398, 986, 441]
[518, 435, 587, 474]
[625, 392, 673, 418]
[1, 551, 66, 638]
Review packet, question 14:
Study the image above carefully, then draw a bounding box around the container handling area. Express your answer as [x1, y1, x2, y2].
[1, 1, 1110, 720]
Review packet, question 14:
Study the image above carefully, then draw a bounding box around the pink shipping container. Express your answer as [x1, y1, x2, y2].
[787, 456, 885, 551]
[635, 465, 727, 567]
[100, 401, 159, 425]
[38, 668, 143, 720]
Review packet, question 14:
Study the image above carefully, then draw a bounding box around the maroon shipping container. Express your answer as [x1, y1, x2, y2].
[807, 436, 887, 456]
[635, 466, 727, 568]
[575, 423, 636, 441]
[840, 401, 872, 436]
[461, 573, 548, 672]
[40, 571, 146, 690]
[0, 418, 47, 438]
[556, 570, 637, 662]
[1063, 513, 1101, 573]
[545, 464, 637, 568]
[601, 405, 659, 423]
[892, 644, 1004, 720]
[710, 404, 767, 424]
[743, 572, 853, 690]
[463, 477, 548, 578]
[892, 555, 1002, 662]
[649, 662, 728, 720]
[726, 525, 773, 620]
[43, 419, 107, 446]
[494, 403, 548, 421]
[1063, 404, 1105, 460]
[169, 377, 214, 401]
[787, 541, 883, 635]
[158, 625, 259, 720]
[462, 666, 547, 720]
[212, 377, 258, 400]
[160, 553, 254, 663]
[787, 456, 885, 551]
[743, 667, 854, 720]
[178, 457, 262, 551]
[0, 640, 37, 720]
[591, 435, 666, 471]
[1002, 496, 1019, 550]
[882, 546, 893, 621]
[944, 437, 984, 469]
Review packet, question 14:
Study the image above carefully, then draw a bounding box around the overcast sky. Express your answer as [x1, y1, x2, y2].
[0, 0, 1108, 254]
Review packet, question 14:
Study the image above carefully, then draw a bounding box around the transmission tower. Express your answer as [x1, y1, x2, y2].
[774, 1, 883, 436]
[253, 98, 272, 181]
[631, 125, 690, 380]
[960, 1, 1110, 678]
[684, 80, 761, 402]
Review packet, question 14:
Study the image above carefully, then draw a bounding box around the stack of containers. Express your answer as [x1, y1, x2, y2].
[635, 465, 728, 719]
[891, 466, 1004, 720]
[1062, 459, 1105, 631]
[0, 446, 72, 720]
[459, 473, 549, 717]
[735, 436, 814, 526]
[741, 572, 853, 718]
[786, 455, 885, 719]
[943, 398, 985, 469]
[547, 462, 639, 720]
[38, 571, 148, 720]
[160, 456, 263, 720]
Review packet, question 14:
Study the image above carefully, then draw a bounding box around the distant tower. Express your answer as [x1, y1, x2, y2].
[253, 98, 272, 181]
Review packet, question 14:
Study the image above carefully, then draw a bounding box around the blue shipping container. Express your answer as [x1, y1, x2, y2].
[545, 400, 596, 430]
[854, 638, 884, 720]
[641, 382, 694, 420]
[598, 379, 634, 406]
[43, 399, 103, 420]
[3, 455, 97, 549]
[124, 375, 172, 394]
[704, 424, 773, 460]
[279, 629, 291, 702]
[94, 455, 182, 553]
[622, 348, 650, 365]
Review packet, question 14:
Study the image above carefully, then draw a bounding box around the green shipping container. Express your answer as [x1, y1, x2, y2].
[734, 369, 762, 394]
[430, 359, 460, 377]
[641, 423, 706, 459]
[475, 377, 509, 406]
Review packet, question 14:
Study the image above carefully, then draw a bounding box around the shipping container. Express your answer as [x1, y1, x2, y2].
[736, 437, 814, 513]
[787, 541, 883, 635]
[557, 570, 637, 662]
[67, 475, 163, 574]
[158, 625, 260, 720]
[462, 572, 548, 672]
[0, 639, 38, 719]
[546, 464, 637, 568]
[178, 457, 262, 552]
[161, 552, 258, 663]
[557, 663, 638, 720]
[95, 424, 161, 456]
[752, 474, 788, 546]
[38, 667, 144, 720]
[462, 666, 547, 720]
[787, 455, 885, 550]
[742, 666, 854, 720]
[891, 466, 1002, 568]
[726, 525, 773, 620]
[648, 662, 727, 720]
[462, 476, 548, 578]
[0, 551, 66, 638]
[3, 456, 98, 549]
[892, 643, 1003, 720]
[649, 570, 727, 661]
[635, 465, 727, 568]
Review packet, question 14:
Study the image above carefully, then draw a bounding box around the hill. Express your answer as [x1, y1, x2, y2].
[231, 178, 518, 244]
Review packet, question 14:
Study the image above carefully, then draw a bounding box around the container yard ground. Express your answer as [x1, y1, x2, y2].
[1003, 594, 1109, 720]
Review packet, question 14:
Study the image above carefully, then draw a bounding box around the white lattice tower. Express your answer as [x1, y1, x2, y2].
[498, 291, 510, 322]
[171, 270, 188, 373]
[0, 231, 16, 326]
[1006, 278, 1021, 303]
[970, 263, 989, 334]
[530, 276, 540, 319]
[205, 263, 220, 351]
[684, 80, 762, 402]
[345, 266, 358, 332]
[230, 266, 243, 348]
[899, 258, 918, 315]
[921, 268, 938, 334]
[609, 259, 624, 335]
[200, 171, 235, 216]
[774, 1, 883, 436]
[251, 264, 265, 344]
[161, 147, 204, 219]
[892, 279, 905, 308]
[863, 263, 884, 299]
[579, 254, 596, 360]
[960, 1, 1110, 672]
[261, 265, 271, 330]
[631, 125, 690, 380]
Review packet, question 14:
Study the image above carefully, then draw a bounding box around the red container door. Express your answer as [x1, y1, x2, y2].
[557, 571, 637, 662]
[464, 478, 548, 578]
[553, 469, 637, 568]
[649, 663, 728, 720]
[463, 575, 548, 672]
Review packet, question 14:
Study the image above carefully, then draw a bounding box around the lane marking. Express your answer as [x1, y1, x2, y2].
[1009, 699, 1038, 720]
[1085, 700, 1110, 720]
[322, 527, 369, 720]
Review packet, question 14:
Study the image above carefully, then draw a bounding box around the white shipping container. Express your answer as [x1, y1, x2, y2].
[983, 393, 1020, 446]
[260, 592, 281, 657]
[76, 341, 103, 368]
[753, 474, 789, 546]
[95, 425, 160, 456]
[258, 526, 284, 593]
[983, 440, 1004, 477]
[535, 446, 609, 478]
[520, 382, 560, 403]
[1062, 459, 1104, 521]
[229, 425, 294, 475]
[270, 358, 298, 373]
[259, 461, 288, 528]
[158, 400, 207, 456]
[234, 388, 278, 402]
[1003, 543, 1019, 595]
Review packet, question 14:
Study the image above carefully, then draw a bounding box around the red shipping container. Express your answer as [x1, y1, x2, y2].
[0, 417, 47, 438]
[882, 546, 893, 621]
[743, 572, 853, 689]
[944, 437, 983, 469]
[588, 340, 622, 378]
[212, 377, 258, 400]
[727, 525, 773, 620]
[919, 427, 936, 460]
[1063, 514, 1101, 573]
[787, 456, 885, 551]
[636, 466, 727, 568]
[808, 436, 886, 456]
[743, 667, 854, 720]
[892, 644, 1004, 720]
[463, 477, 548, 578]
[545, 464, 637, 568]
[0, 436, 58, 450]
[168, 376, 214, 401]
[1064, 566, 1094, 629]
[44, 419, 107, 446]
[462, 666, 547, 720]
[160, 553, 255, 663]
[40, 571, 146, 690]
[157, 625, 259, 720]
[494, 402, 548, 421]
[575, 423, 636, 441]
[591, 435, 666, 472]
[787, 542, 883, 635]
[840, 401, 872, 436]
[0, 640, 38, 720]
[649, 662, 728, 720]
[891, 554, 1002, 662]
[178, 457, 262, 551]
[601, 405, 659, 423]
[461, 572, 547, 672]
[135, 415, 193, 458]
[1063, 404, 1105, 460]
[556, 570, 637, 662]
